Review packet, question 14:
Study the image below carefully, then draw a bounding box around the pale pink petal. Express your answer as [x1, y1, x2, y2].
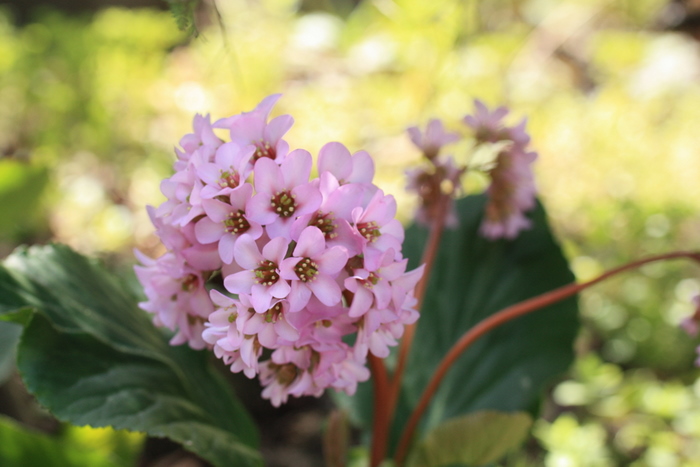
[268, 279, 291, 299]
[224, 270, 256, 294]
[202, 198, 233, 223]
[181, 245, 221, 271]
[348, 287, 373, 318]
[251, 285, 273, 313]
[254, 158, 283, 194]
[264, 219, 293, 241]
[288, 281, 312, 312]
[316, 246, 348, 276]
[229, 183, 253, 209]
[281, 149, 313, 187]
[325, 183, 364, 220]
[215, 142, 242, 166]
[218, 234, 237, 264]
[291, 183, 323, 216]
[265, 114, 294, 143]
[233, 235, 263, 269]
[308, 275, 342, 306]
[195, 217, 224, 244]
[348, 150, 375, 184]
[381, 258, 408, 281]
[198, 163, 222, 186]
[279, 257, 300, 281]
[372, 281, 393, 309]
[318, 142, 352, 181]
[294, 226, 326, 258]
[275, 319, 300, 342]
[262, 237, 290, 264]
[247, 193, 278, 225]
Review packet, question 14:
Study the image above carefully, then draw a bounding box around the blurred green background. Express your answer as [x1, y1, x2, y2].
[1, 0, 700, 465]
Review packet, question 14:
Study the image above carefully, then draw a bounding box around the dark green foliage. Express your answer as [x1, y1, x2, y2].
[0, 244, 262, 467]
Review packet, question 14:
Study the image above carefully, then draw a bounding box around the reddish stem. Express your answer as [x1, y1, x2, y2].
[369, 353, 391, 467]
[390, 193, 451, 414]
[370, 188, 453, 467]
[394, 251, 700, 466]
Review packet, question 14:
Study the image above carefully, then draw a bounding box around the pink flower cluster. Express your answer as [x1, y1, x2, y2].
[135, 95, 424, 406]
[405, 101, 538, 240]
[463, 100, 538, 240]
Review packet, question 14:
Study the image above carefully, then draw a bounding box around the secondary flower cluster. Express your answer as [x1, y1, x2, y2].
[464, 101, 538, 240]
[135, 95, 423, 406]
[406, 101, 538, 240]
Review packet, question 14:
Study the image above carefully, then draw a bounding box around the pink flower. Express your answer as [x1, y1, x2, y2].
[247, 151, 322, 239]
[224, 235, 291, 313]
[134, 251, 213, 350]
[176, 113, 222, 167]
[280, 226, 348, 312]
[462, 100, 538, 240]
[405, 155, 464, 228]
[406, 119, 461, 160]
[317, 142, 376, 186]
[194, 183, 263, 264]
[214, 94, 293, 164]
[344, 248, 407, 318]
[351, 189, 405, 258]
[479, 146, 537, 240]
[197, 142, 255, 199]
[240, 299, 300, 348]
[463, 100, 510, 143]
[291, 171, 365, 256]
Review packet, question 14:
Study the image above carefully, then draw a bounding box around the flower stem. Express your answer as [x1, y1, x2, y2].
[389, 193, 451, 418]
[369, 353, 391, 467]
[370, 190, 453, 467]
[394, 250, 700, 466]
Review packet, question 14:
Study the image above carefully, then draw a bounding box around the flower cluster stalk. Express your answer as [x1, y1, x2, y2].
[392, 250, 700, 466]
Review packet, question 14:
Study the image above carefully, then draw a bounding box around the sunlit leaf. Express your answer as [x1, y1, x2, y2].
[406, 411, 532, 467]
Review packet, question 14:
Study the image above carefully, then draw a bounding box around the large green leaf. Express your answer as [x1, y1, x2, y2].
[336, 194, 579, 454]
[0, 244, 262, 467]
[0, 321, 22, 384]
[406, 411, 532, 467]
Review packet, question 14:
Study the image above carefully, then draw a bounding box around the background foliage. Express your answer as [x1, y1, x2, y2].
[1, 0, 699, 465]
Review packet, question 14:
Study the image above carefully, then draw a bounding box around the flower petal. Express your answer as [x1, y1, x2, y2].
[308, 274, 342, 307]
[194, 217, 224, 244]
[224, 270, 256, 295]
[233, 235, 263, 269]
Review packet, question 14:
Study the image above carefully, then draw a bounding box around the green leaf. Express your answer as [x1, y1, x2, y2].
[0, 244, 262, 467]
[0, 321, 22, 384]
[165, 0, 200, 37]
[336, 195, 579, 453]
[406, 411, 533, 467]
[0, 415, 119, 467]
